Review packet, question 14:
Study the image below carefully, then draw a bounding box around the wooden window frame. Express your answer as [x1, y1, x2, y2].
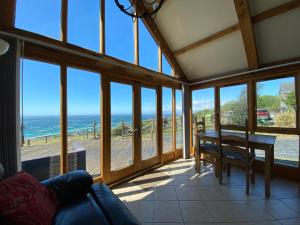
[253, 74, 299, 134]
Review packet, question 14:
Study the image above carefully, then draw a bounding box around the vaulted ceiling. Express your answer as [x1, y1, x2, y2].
[154, 0, 300, 82]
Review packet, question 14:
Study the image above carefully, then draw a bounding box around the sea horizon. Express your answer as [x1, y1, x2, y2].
[22, 114, 172, 139]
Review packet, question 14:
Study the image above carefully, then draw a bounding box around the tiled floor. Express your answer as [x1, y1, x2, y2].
[112, 159, 300, 225]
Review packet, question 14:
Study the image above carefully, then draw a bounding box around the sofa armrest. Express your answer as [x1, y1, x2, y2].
[89, 183, 141, 225]
[42, 170, 93, 204]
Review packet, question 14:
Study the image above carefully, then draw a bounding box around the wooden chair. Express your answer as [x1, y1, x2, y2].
[218, 120, 255, 194]
[194, 116, 220, 176]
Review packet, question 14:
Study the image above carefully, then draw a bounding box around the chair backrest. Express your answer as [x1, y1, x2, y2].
[194, 116, 205, 135]
[218, 119, 250, 159]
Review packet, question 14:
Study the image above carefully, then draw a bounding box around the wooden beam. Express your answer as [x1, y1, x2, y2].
[141, 16, 188, 82]
[134, 18, 139, 65]
[234, 0, 259, 69]
[158, 46, 162, 73]
[172, 88, 176, 157]
[61, 0, 68, 42]
[174, 0, 300, 57]
[174, 24, 240, 56]
[60, 65, 68, 174]
[252, 0, 300, 23]
[0, 0, 16, 29]
[100, 0, 105, 54]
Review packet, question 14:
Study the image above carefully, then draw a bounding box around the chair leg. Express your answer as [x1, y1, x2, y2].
[246, 166, 250, 195]
[195, 154, 199, 173]
[226, 164, 231, 177]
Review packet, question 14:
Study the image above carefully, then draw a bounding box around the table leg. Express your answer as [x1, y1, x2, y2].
[265, 148, 271, 198]
[271, 145, 274, 179]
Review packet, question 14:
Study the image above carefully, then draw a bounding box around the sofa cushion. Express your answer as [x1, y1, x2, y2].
[0, 171, 59, 225]
[53, 194, 110, 225]
[90, 183, 141, 225]
[42, 170, 93, 204]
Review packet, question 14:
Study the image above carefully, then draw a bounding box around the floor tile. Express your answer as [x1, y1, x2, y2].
[205, 201, 244, 222]
[153, 185, 178, 201]
[256, 199, 299, 219]
[279, 218, 300, 225]
[127, 201, 153, 223]
[179, 201, 214, 223]
[153, 201, 183, 223]
[281, 198, 300, 213]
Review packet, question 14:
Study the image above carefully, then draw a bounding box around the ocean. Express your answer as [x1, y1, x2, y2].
[22, 114, 171, 139]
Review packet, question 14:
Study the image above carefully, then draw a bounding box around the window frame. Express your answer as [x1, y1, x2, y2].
[253, 74, 299, 134]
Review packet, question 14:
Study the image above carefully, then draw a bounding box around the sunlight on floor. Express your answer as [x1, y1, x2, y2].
[112, 159, 300, 225]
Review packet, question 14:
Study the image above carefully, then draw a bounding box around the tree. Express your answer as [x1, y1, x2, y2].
[283, 91, 296, 110]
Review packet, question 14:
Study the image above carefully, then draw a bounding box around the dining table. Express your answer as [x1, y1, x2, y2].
[194, 130, 276, 198]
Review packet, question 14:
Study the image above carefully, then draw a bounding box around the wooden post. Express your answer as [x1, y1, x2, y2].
[158, 47, 162, 73]
[172, 88, 176, 157]
[134, 18, 139, 65]
[133, 82, 141, 169]
[0, 0, 16, 29]
[157, 86, 163, 163]
[60, 66, 68, 174]
[61, 0, 68, 42]
[100, 0, 105, 54]
[93, 120, 96, 139]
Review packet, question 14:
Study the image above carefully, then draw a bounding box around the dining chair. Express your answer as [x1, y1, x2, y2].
[194, 116, 220, 176]
[218, 119, 255, 194]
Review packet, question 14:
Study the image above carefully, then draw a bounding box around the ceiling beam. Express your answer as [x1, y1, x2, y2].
[234, 0, 259, 69]
[173, 24, 240, 56]
[173, 0, 300, 57]
[252, 0, 300, 23]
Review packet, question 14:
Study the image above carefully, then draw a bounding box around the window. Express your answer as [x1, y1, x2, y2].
[106, 0, 134, 63]
[192, 88, 215, 130]
[16, 0, 61, 39]
[255, 133, 299, 167]
[110, 82, 133, 171]
[220, 84, 248, 126]
[162, 88, 173, 153]
[68, 0, 100, 52]
[20, 60, 61, 181]
[176, 90, 183, 149]
[162, 53, 172, 75]
[141, 87, 157, 160]
[139, 20, 158, 71]
[256, 77, 296, 128]
[67, 68, 101, 177]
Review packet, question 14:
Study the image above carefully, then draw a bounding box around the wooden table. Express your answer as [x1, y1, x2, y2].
[195, 130, 276, 198]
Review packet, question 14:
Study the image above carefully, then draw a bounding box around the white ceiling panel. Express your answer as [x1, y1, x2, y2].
[254, 8, 300, 64]
[155, 0, 238, 50]
[177, 31, 248, 81]
[248, 0, 291, 16]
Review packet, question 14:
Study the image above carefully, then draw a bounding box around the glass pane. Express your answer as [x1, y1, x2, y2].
[256, 77, 296, 128]
[67, 68, 101, 177]
[255, 133, 299, 167]
[111, 82, 133, 171]
[106, 0, 134, 63]
[192, 88, 215, 145]
[139, 20, 158, 71]
[68, 0, 100, 52]
[21, 60, 60, 181]
[162, 53, 172, 75]
[220, 84, 248, 126]
[16, 0, 61, 39]
[176, 90, 183, 149]
[162, 88, 173, 153]
[141, 87, 157, 160]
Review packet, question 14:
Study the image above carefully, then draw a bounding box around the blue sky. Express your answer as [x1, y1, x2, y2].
[192, 77, 294, 113]
[16, 0, 173, 116]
